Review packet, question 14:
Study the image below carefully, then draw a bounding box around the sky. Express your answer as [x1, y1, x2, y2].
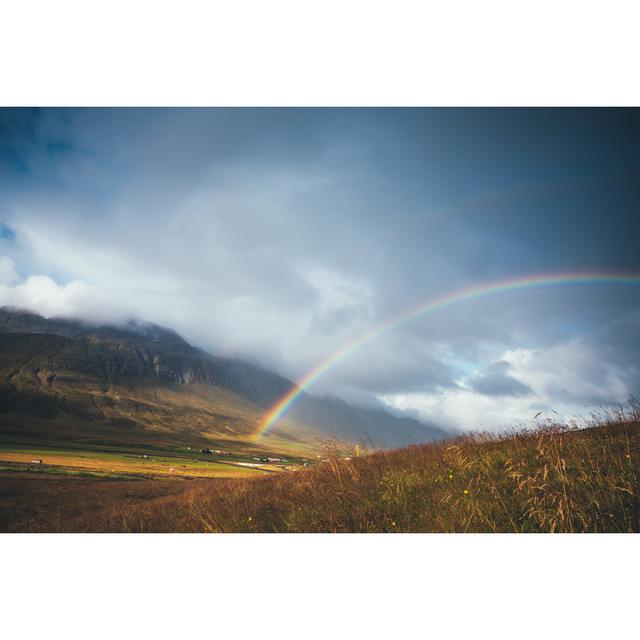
[0, 107, 638, 431]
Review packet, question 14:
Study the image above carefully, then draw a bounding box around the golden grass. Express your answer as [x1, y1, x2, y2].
[0, 450, 267, 479]
[3, 406, 637, 533]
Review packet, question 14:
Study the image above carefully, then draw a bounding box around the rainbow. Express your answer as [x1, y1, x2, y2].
[255, 271, 640, 439]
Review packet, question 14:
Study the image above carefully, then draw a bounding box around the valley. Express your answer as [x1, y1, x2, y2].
[0, 440, 309, 480]
[2, 307, 636, 534]
[0, 307, 446, 462]
[2, 410, 638, 533]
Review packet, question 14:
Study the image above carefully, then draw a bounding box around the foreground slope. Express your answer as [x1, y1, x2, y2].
[2, 411, 637, 532]
[0, 308, 446, 453]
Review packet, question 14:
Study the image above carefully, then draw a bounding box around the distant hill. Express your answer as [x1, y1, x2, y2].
[0, 307, 447, 452]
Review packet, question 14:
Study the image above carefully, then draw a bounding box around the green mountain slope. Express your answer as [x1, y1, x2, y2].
[0, 308, 447, 453]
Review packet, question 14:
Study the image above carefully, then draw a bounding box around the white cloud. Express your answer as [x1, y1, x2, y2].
[380, 338, 635, 431]
[0, 256, 129, 324]
[304, 267, 375, 334]
[500, 346, 629, 406]
[0, 256, 19, 286]
[380, 388, 539, 432]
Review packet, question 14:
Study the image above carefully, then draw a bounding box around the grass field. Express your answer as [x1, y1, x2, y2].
[0, 473, 204, 532]
[0, 451, 267, 478]
[1, 407, 638, 533]
[0, 441, 305, 480]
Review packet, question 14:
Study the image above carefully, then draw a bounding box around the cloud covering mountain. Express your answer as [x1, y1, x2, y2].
[0, 108, 638, 431]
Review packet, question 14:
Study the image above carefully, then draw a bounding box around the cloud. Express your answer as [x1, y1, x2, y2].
[0, 257, 130, 324]
[0, 256, 19, 286]
[1, 108, 639, 432]
[468, 360, 534, 397]
[381, 315, 640, 431]
[380, 388, 541, 432]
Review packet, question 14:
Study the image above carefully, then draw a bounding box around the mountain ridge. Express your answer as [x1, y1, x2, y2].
[0, 307, 448, 450]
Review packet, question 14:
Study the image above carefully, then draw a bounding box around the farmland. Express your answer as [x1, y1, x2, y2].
[0, 438, 310, 481]
[2, 408, 638, 533]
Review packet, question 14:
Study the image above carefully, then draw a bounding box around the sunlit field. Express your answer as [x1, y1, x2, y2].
[2, 407, 637, 533]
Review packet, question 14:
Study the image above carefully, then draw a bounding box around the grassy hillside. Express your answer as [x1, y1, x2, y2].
[0, 308, 446, 452]
[0, 330, 320, 456]
[2, 408, 638, 532]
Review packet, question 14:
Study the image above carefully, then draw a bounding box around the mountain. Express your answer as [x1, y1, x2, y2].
[0, 307, 447, 452]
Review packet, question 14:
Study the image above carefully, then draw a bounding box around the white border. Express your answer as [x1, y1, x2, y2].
[1, 1, 639, 636]
[1, 0, 639, 105]
[1, 534, 638, 639]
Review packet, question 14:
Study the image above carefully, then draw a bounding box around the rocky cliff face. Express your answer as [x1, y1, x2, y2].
[0, 307, 447, 448]
[0, 307, 292, 400]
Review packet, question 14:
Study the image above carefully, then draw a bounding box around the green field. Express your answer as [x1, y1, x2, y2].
[0, 441, 310, 479]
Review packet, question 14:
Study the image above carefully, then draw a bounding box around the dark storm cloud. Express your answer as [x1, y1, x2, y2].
[572, 309, 640, 402]
[0, 107, 639, 429]
[468, 361, 534, 398]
